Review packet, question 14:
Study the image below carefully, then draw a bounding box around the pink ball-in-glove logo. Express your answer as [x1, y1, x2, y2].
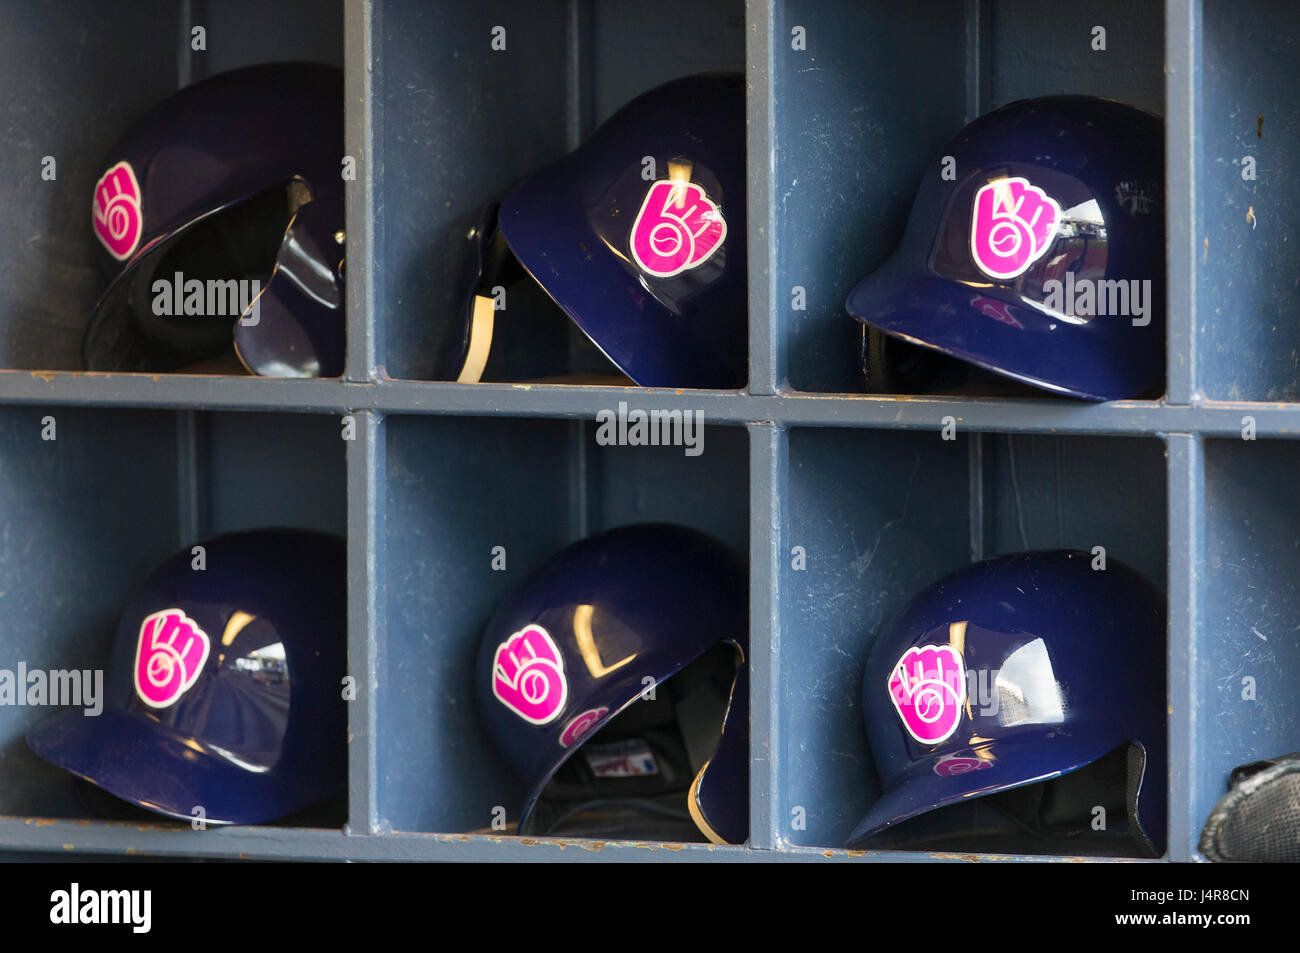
[933, 754, 993, 777]
[629, 179, 727, 278]
[492, 624, 568, 725]
[969, 176, 1061, 280]
[133, 608, 211, 709]
[559, 706, 609, 747]
[887, 644, 967, 745]
[92, 161, 144, 261]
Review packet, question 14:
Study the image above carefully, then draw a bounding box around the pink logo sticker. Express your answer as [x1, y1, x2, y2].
[933, 754, 993, 777]
[559, 706, 609, 747]
[92, 161, 143, 261]
[970, 295, 1024, 329]
[887, 644, 967, 745]
[133, 609, 211, 709]
[492, 624, 568, 725]
[629, 179, 727, 278]
[969, 176, 1060, 280]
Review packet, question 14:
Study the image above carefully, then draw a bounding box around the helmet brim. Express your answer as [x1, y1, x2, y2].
[27, 706, 331, 826]
[845, 257, 1161, 401]
[845, 729, 1156, 851]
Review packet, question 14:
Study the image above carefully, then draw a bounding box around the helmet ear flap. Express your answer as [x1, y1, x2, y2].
[234, 192, 346, 377]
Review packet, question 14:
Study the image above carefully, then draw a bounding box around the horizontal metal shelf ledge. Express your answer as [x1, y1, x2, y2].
[2, 371, 1299, 438]
[0, 370, 358, 414]
[0, 819, 1145, 863]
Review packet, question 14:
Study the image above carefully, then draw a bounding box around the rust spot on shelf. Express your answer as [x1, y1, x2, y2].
[580, 841, 606, 853]
[62, 844, 74, 851]
[30, 371, 57, 382]
[846, 850, 866, 858]
[34, 819, 57, 827]
[823, 849, 835, 858]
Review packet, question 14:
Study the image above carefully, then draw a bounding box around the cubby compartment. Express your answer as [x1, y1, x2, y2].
[778, 427, 1167, 855]
[0, 406, 347, 826]
[378, 413, 749, 839]
[1195, 1, 1300, 401]
[771, 0, 1166, 395]
[1197, 438, 1300, 855]
[0, 0, 343, 375]
[373, 0, 746, 386]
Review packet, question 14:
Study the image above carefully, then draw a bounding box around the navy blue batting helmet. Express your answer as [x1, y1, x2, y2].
[847, 96, 1165, 401]
[83, 63, 345, 377]
[847, 550, 1166, 856]
[476, 524, 748, 843]
[452, 73, 746, 389]
[27, 528, 347, 825]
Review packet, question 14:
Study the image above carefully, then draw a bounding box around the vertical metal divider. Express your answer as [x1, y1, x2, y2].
[1165, 0, 1201, 405]
[967, 433, 991, 563]
[748, 419, 786, 850]
[564, 0, 593, 545]
[346, 409, 385, 836]
[963, 0, 991, 123]
[746, 0, 779, 395]
[175, 410, 210, 547]
[178, 0, 194, 86]
[1165, 431, 1203, 861]
[345, 0, 380, 383]
[1165, 0, 1203, 863]
[175, 2, 203, 551]
[344, 0, 382, 838]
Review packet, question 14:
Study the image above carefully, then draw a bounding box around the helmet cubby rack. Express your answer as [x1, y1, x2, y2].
[0, 0, 1292, 863]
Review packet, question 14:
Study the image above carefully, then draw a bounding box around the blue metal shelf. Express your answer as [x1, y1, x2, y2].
[0, 0, 1293, 864]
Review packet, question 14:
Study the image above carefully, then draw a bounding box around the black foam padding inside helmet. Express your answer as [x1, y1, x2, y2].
[859, 743, 1158, 857]
[521, 642, 737, 841]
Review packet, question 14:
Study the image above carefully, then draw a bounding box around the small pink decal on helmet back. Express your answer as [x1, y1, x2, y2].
[933, 753, 993, 777]
[492, 624, 568, 725]
[970, 295, 1024, 329]
[887, 644, 967, 745]
[559, 706, 609, 747]
[969, 176, 1061, 280]
[630, 179, 726, 278]
[134, 608, 211, 709]
[92, 161, 143, 261]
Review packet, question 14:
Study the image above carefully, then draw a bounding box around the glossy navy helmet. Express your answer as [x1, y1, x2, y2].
[453, 73, 746, 389]
[83, 63, 345, 377]
[846, 96, 1164, 401]
[847, 550, 1165, 856]
[476, 524, 748, 843]
[27, 528, 347, 825]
